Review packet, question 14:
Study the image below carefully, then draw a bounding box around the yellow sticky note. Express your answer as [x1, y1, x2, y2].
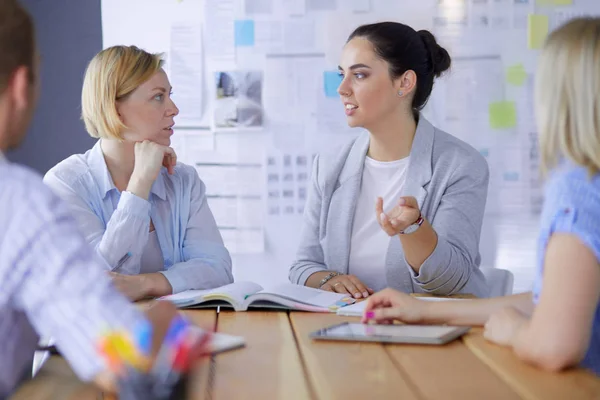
[489, 101, 517, 130]
[528, 14, 549, 49]
[506, 64, 527, 86]
[536, 0, 571, 4]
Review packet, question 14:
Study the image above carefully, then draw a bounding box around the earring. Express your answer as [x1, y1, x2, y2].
[397, 90, 404, 97]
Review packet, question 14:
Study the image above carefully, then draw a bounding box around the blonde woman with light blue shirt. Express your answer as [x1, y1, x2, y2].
[44, 46, 233, 301]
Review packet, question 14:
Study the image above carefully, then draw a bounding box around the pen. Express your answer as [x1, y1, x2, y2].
[162, 330, 192, 387]
[163, 328, 211, 387]
[109, 333, 147, 369]
[135, 320, 153, 357]
[115, 252, 132, 270]
[97, 337, 124, 375]
[165, 315, 189, 344]
[152, 315, 189, 378]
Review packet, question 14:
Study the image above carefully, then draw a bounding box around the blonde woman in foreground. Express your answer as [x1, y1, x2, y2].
[363, 17, 600, 375]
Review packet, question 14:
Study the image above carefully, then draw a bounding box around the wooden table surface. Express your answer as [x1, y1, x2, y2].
[10, 308, 600, 400]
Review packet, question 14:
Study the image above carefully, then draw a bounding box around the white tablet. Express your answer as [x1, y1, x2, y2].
[310, 322, 470, 345]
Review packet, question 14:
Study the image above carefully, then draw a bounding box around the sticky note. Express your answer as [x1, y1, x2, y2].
[234, 20, 255, 47]
[323, 71, 343, 98]
[503, 172, 520, 181]
[506, 64, 527, 86]
[536, 0, 571, 4]
[528, 14, 549, 50]
[489, 101, 517, 129]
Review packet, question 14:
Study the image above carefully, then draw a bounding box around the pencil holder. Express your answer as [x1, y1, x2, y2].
[113, 367, 190, 400]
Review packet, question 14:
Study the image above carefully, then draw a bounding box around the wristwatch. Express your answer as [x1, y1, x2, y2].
[318, 271, 341, 288]
[399, 213, 425, 235]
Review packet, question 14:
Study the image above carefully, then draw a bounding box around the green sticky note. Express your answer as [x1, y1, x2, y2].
[528, 14, 549, 49]
[535, 0, 571, 4]
[506, 64, 527, 86]
[489, 101, 517, 129]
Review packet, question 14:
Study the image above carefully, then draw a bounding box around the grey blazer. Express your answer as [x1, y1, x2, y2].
[289, 116, 490, 297]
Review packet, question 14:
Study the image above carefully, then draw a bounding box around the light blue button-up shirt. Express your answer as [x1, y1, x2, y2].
[43, 141, 233, 294]
[534, 165, 600, 375]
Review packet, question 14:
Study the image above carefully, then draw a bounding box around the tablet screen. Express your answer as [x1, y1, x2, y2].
[319, 323, 460, 339]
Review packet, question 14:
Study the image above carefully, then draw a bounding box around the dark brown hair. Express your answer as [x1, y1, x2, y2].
[348, 22, 451, 111]
[0, 0, 35, 93]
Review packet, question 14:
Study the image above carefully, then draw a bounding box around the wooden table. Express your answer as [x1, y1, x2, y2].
[10, 309, 600, 400]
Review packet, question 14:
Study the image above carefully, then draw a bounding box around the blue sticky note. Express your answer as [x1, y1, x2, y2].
[323, 71, 343, 98]
[234, 20, 255, 47]
[503, 172, 520, 181]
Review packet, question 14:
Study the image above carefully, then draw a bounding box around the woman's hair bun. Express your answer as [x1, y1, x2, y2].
[418, 30, 451, 77]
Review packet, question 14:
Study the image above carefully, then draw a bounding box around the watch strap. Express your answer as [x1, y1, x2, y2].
[399, 213, 424, 234]
[318, 271, 341, 287]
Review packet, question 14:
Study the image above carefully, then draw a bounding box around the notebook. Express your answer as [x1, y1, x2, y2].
[161, 281, 356, 312]
[335, 297, 468, 317]
[190, 326, 246, 354]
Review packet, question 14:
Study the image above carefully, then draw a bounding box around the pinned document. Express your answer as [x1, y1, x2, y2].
[528, 14, 549, 49]
[489, 101, 517, 129]
[506, 64, 527, 86]
[234, 20, 255, 47]
[323, 71, 342, 98]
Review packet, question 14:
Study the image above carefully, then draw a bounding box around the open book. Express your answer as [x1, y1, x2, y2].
[336, 297, 469, 317]
[161, 281, 356, 312]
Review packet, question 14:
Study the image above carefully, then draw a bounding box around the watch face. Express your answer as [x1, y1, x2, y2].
[402, 223, 419, 234]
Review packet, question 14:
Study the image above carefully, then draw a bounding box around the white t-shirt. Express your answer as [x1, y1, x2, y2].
[348, 156, 409, 292]
[140, 230, 165, 273]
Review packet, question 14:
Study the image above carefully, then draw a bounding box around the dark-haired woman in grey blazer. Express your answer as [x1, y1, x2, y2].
[289, 22, 490, 299]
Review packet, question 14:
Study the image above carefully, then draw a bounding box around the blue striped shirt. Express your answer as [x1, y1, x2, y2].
[533, 165, 600, 375]
[43, 141, 233, 294]
[0, 154, 145, 397]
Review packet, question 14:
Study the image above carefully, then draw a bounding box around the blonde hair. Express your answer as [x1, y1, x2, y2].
[81, 45, 164, 140]
[537, 17, 600, 176]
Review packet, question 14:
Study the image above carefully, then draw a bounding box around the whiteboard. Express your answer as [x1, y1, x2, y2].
[102, 0, 600, 292]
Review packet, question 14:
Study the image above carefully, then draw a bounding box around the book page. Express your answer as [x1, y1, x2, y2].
[201, 281, 264, 305]
[162, 281, 263, 308]
[161, 288, 213, 306]
[253, 283, 353, 308]
[336, 297, 471, 316]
